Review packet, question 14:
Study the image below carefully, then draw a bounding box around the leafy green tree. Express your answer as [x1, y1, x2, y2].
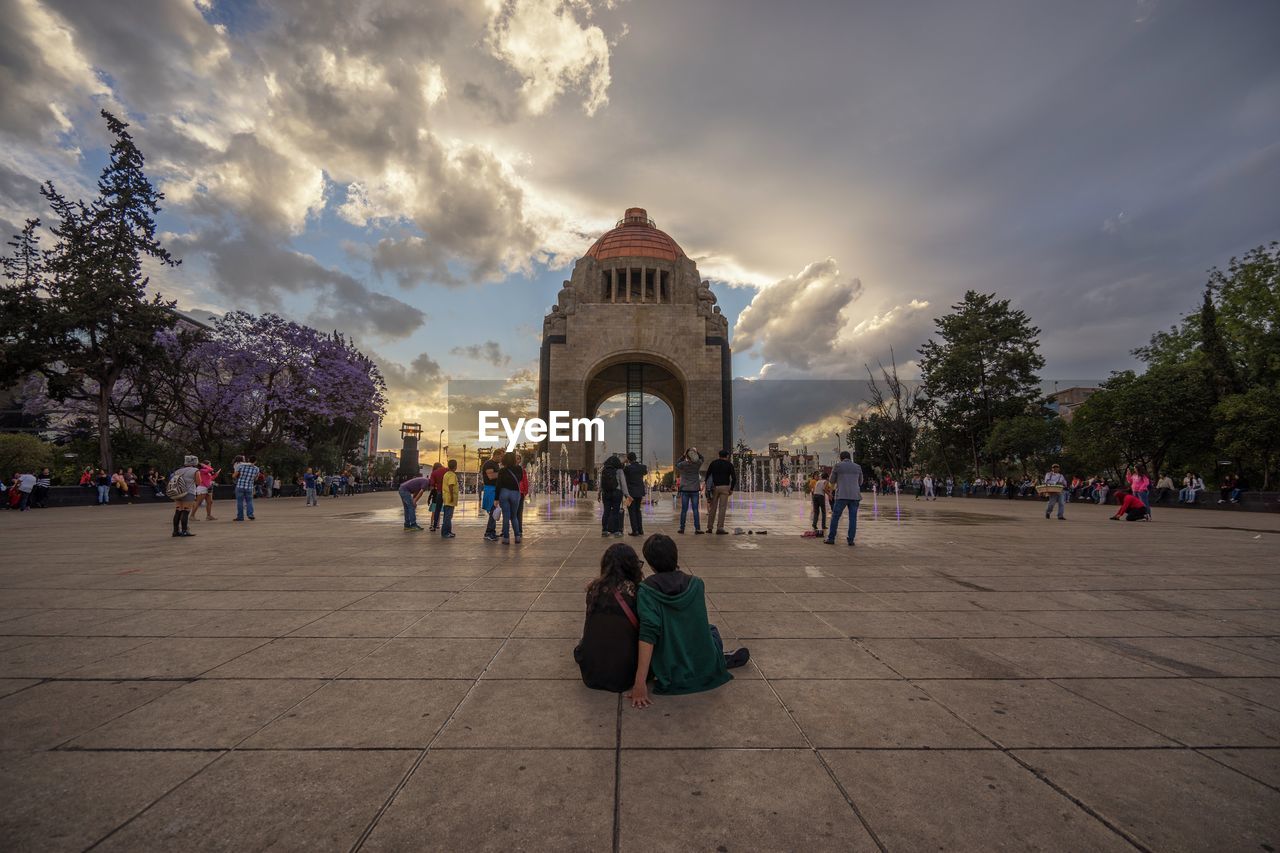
[0, 433, 54, 476]
[1067, 364, 1212, 480]
[984, 414, 1063, 478]
[0, 111, 178, 474]
[1214, 385, 1280, 489]
[918, 291, 1046, 476]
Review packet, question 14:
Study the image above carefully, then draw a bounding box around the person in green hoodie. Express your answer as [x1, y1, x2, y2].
[627, 533, 750, 709]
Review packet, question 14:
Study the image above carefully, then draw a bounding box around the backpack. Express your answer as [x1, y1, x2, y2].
[602, 466, 618, 492]
[165, 470, 188, 500]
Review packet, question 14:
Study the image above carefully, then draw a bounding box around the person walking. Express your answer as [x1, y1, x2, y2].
[599, 454, 626, 538]
[705, 449, 737, 534]
[496, 451, 525, 544]
[824, 452, 863, 546]
[1043, 463, 1067, 520]
[623, 452, 648, 536]
[810, 469, 829, 532]
[674, 448, 704, 534]
[439, 459, 459, 538]
[233, 455, 260, 521]
[398, 473, 429, 531]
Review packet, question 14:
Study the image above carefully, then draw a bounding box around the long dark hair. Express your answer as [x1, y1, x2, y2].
[586, 543, 643, 607]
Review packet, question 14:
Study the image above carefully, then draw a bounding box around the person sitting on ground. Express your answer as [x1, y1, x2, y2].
[627, 533, 749, 709]
[575, 542, 643, 692]
[1110, 492, 1150, 521]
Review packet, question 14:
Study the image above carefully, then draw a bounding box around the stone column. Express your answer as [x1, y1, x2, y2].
[625, 267, 632, 303]
[610, 268, 617, 303]
[640, 267, 647, 303]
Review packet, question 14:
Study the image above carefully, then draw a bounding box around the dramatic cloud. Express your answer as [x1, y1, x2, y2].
[450, 340, 511, 367]
[485, 0, 613, 116]
[170, 230, 426, 339]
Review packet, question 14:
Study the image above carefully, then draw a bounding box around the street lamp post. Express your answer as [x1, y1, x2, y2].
[438, 429, 445, 464]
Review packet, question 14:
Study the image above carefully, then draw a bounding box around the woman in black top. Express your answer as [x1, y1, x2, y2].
[495, 451, 524, 543]
[575, 543, 643, 692]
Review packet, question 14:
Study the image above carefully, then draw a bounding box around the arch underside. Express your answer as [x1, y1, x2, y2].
[583, 356, 685, 475]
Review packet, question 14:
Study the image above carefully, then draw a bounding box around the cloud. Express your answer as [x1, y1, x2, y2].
[171, 229, 426, 339]
[733, 259, 862, 371]
[450, 340, 511, 367]
[485, 0, 613, 116]
[732, 259, 933, 379]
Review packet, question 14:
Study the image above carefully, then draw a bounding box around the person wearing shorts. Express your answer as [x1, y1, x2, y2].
[192, 461, 220, 521]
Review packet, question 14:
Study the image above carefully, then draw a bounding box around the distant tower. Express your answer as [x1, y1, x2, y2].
[398, 423, 422, 480]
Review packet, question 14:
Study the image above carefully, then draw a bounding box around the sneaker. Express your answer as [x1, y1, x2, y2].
[715, 530, 729, 535]
[613, 531, 623, 537]
[515, 536, 522, 543]
[172, 531, 183, 537]
[233, 518, 244, 522]
[725, 648, 751, 669]
[248, 516, 255, 520]
[502, 538, 510, 544]
[484, 534, 499, 542]
[601, 531, 611, 537]
[823, 539, 834, 545]
[694, 530, 705, 535]
[847, 540, 856, 546]
[181, 531, 196, 537]
[677, 529, 685, 534]
[442, 532, 456, 538]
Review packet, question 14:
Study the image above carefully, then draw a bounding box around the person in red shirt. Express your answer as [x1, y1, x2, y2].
[426, 462, 446, 531]
[1111, 493, 1149, 521]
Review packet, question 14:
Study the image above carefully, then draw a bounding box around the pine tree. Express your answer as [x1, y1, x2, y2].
[0, 110, 179, 473]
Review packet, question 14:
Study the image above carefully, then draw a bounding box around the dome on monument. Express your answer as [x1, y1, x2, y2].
[583, 207, 685, 262]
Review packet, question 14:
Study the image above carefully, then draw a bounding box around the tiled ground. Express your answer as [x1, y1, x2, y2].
[1, 490, 1277, 851]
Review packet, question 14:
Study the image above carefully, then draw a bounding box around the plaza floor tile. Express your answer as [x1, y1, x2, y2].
[775, 679, 991, 748]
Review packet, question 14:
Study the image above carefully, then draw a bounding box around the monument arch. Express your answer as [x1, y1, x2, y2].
[539, 207, 732, 472]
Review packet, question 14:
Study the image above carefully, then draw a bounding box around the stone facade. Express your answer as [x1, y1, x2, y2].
[539, 209, 731, 472]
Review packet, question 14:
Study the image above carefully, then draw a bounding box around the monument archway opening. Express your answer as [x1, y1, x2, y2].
[539, 207, 732, 475]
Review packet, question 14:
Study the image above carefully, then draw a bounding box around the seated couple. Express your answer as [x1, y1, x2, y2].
[575, 534, 750, 709]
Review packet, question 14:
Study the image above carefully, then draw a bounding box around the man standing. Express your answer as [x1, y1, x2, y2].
[623, 452, 648, 536]
[1043, 463, 1067, 520]
[427, 462, 446, 531]
[824, 452, 863, 546]
[481, 448, 502, 542]
[599, 455, 626, 537]
[398, 473, 429, 531]
[923, 473, 936, 501]
[234, 455, 260, 521]
[675, 448, 704, 534]
[705, 449, 737, 534]
[440, 459, 459, 538]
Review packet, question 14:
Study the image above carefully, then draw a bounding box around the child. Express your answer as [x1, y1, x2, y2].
[628, 533, 750, 709]
[574, 543, 643, 692]
[440, 459, 459, 538]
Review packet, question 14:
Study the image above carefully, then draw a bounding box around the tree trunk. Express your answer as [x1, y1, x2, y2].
[97, 382, 113, 474]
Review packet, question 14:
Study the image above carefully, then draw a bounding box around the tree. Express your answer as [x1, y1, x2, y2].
[0, 111, 179, 473]
[846, 351, 923, 479]
[918, 291, 1045, 476]
[0, 433, 53, 476]
[1214, 385, 1280, 489]
[1067, 364, 1212, 480]
[984, 414, 1064, 478]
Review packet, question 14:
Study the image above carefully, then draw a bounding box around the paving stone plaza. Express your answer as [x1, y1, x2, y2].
[1, 492, 1277, 852]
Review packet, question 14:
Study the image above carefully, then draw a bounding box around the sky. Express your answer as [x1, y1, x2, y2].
[2, 0, 1277, 460]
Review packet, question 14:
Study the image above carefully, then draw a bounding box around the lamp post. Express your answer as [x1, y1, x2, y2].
[438, 429, 445, 463]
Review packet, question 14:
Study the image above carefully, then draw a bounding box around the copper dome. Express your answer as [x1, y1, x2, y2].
[583, 207, 685, 262]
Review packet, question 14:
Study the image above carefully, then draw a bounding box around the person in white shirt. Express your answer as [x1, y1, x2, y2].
[1043, 464, 1067, 520]
[923, 474, 936, 501]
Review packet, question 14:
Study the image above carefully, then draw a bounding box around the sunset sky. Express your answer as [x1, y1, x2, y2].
[2, 0, 1277, 458]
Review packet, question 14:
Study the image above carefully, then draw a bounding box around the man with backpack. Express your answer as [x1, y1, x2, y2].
[167, 455, 201, 537]
[234, 455, 260, 521]
[599, 455, 626, 537]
